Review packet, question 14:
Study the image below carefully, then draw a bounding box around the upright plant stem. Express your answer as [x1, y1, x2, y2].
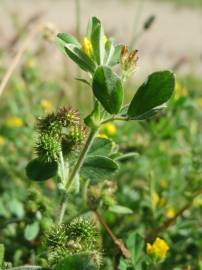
[58, 129, 98, 224]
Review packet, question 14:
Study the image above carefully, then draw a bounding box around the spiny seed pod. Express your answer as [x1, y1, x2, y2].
[35, 133, 61, 162]
[66, 218, 101, 251]
[57, 107, 80, 128]
[37, 113, 61, 136]
[44, 224, 67, 250]
[90, 250, 103, 268]
[68, 125, 87, 146]
[44, 219, 102, 266]
[48, 246, 67, 265]
[61, 126, 87, 156]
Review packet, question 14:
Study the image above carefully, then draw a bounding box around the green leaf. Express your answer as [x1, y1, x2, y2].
[131, 104, 167, 120]
[88, 137, 113, 156]
[118, 258, 132, 270]
[8, 199, 24, 218]
[86, 17, 101, 39]
[26, 158, 58, 181]
[104, 39, 115, 65]
[24, 222, 40, 241]
[84, 101, 100, 130]
[56, 33, 80, 53]
[81, 155, 119, 182]
[0, 244, 4, 267]
[109, 205, 133, 214]
[128, 71, 175, 118]
[92, 66, 124, 114]
[109, 44, 123, 66]
[91, 22, 105, 65]
[64, 44, 96, 74]
[126, 232, 144, 267]
[55, 254, 98, 270]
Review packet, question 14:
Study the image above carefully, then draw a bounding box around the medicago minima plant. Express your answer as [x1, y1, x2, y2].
[24, 17, 175, 270]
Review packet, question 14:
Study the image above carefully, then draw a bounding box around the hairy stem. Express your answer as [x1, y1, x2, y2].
[66, 129, 97, 190]
[94, 210, 130, 258]
[58, 129, 97, 224]
[101, 116, 129, 125]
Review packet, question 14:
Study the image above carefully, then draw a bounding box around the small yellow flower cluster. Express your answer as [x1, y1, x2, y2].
[151, 192, 160, 208]
[0, 136, 5, 147]
[103, 123, 116, 136]
[40, 99, 54, 112]
[82, 35, 108, 58]
[174, 80, 187, 100]
[147, 237, 169, 261]
[165, 207, 176, 219]
[99, 123, 117, 138]
[197, 97, 202, 108]
[5, 116, 23, 128]
[193, 196, 202, 207]
[82, 37, 93, 57]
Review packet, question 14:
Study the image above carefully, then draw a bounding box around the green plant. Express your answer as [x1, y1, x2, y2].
[2, 16, 175, 270]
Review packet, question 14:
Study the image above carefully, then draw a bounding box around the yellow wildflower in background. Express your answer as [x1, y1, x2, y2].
[151, 192, 160, 208]
[40, 99, 54, 112]
[193, 196, 202, 207]
[5, 116, 23, 128]
[147, 237, 169, 261]
[197, 97, 202, 108]
[82, 37, 93, 57]
[0, 136, 5, 147]
[102, 123, 117, 136]
[166, 207, 176, 219]
[174, 80, 187, 100]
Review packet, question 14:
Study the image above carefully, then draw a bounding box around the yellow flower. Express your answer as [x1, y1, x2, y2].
[5, 116, 23, 128]
[102, 123, 117, 136]
[146, 237, 169, 260]
[0, 136, 5, 147]
[82, 37, 93, 57]
[40, 99, 54, 112]
[174, 80, 187, 100]
[166, 207, 176, 219]
[197, 97, 202, 108]
[151, 192, 160, 208]
[193, 196, 202, 207]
